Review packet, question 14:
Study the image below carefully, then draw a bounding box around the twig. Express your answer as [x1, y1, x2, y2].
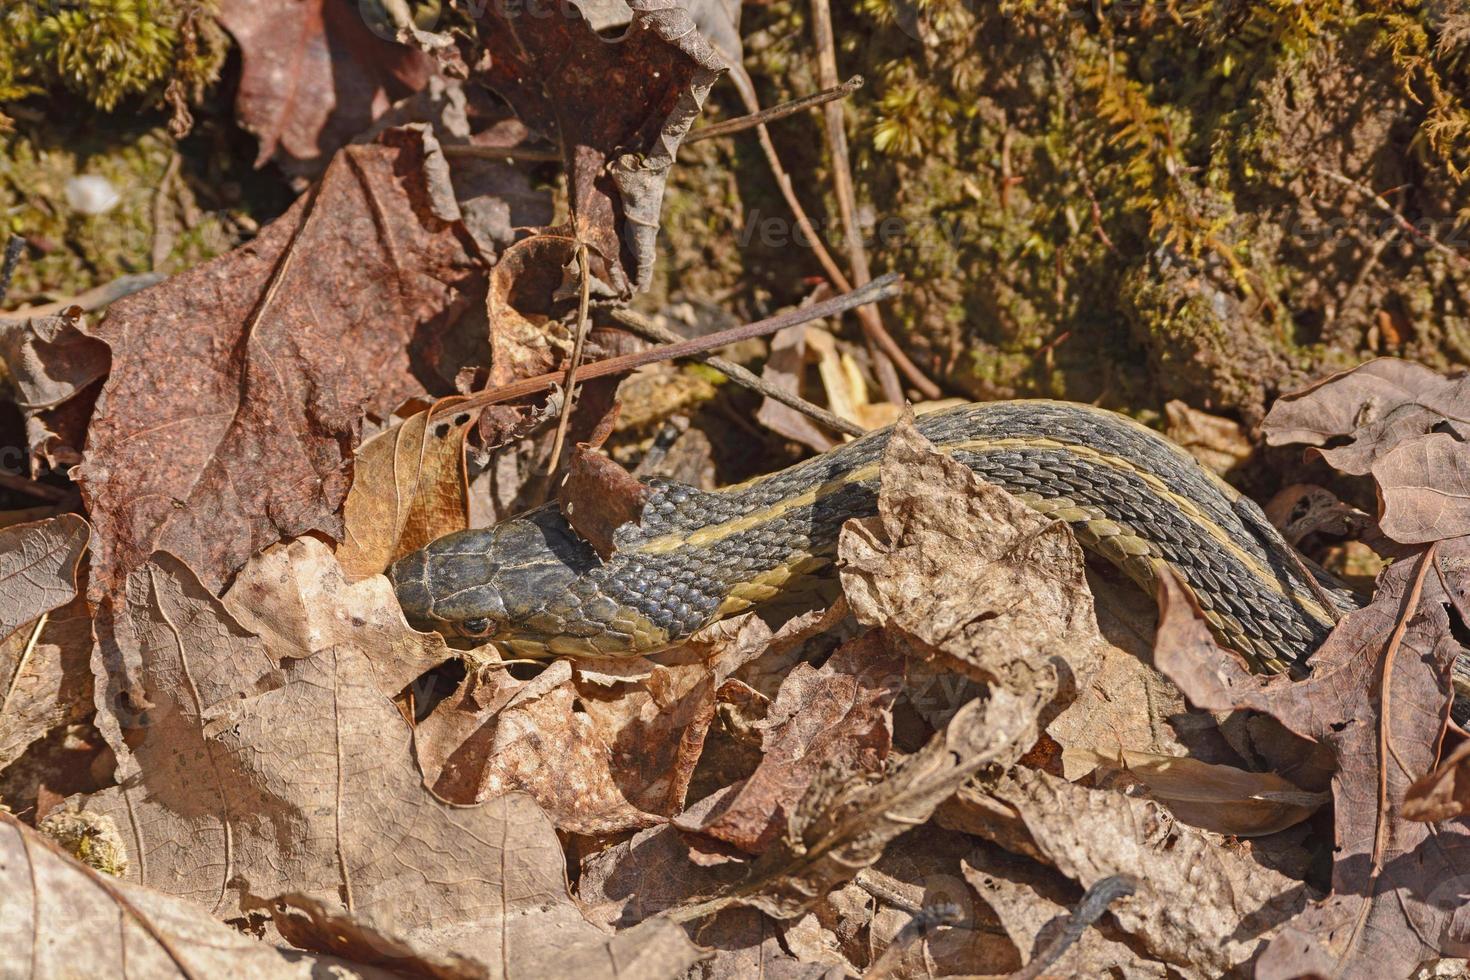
[440, 144, 563, 163]
[546, 243, 594, 472]
[810, 0, 909, 404]
[722, 68, 940, 400]
[431, 274, 903, 421]
[1006, 875, 1137, 980]
[866, 901, 963, 979]
[609, 307, 867, 438]
[0, 272, 165, 322]
[1313, 166, 1469, 267]
[687, 76, 864, 143]
[3, 613, 49, 716]
[0, 235, 23, 307]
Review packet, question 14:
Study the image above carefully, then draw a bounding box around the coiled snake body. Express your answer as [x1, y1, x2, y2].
[391, 400, 1358, 676]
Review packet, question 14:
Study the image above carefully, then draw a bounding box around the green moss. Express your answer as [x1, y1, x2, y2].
[0, 0, 225, 126]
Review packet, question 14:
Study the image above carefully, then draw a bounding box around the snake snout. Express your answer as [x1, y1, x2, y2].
[388, 547, 436, 626]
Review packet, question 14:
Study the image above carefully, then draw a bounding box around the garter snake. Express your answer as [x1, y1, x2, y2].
[390, 400, 1361, 677]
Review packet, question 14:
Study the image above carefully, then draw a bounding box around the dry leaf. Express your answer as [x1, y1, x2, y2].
[219, 0, 433, 176]
[0, 594, 93, 775]
[0, 813, 394, 979]
[983, 766, 1307, 974]
[464, 0, 725, 293]
[839, 411, 1103, 704]
[82, 550, 610, 968]
[963, 848, 1166, 978]
[0, 312, 110, 474]
[337, 402, 476, 581]
[558, 444, 651, 560]
[76, 131, 487, 608]
[0, 514, 89, 643]
[757, 325, 839, 453]
[1406, 738, 1470, 823]
[677, 631, 903, 854]
[1063, 746, 1327, 836]
[1156, 554, 1470, 977]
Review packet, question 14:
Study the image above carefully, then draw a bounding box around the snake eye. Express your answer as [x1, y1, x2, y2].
[459, 617, 496, 638]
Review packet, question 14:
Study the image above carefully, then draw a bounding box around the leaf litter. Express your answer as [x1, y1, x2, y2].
[2, 5, 1470, 979]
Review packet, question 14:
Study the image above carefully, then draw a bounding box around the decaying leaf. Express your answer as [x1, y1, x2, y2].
[337, 401, 476, 581]
[464, 0, 725, 293]
[82, 548, 610, 966]
[0, 813, 392, 979]
[963, 847, 1167, 978]
[0, 311, 110, 474]
[76, 130, 487, 608]
[1157, 554, 1470, 977]
[219, 0, 433, 176]
[558, 444, 651, 560]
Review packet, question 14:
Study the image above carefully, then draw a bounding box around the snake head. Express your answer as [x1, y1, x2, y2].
[388, 505, 598, 642]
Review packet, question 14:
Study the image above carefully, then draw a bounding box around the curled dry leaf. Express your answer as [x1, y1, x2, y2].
[1062, 746, 1327, 837]
[0, 594, 94, 776]
[0, 814, 395, 980]
[558, 445, 651, 560]
[1262, 358, 1470, 543]
[839, 410, 1103, 704]
[1157, 554, 1470, 977]
[1405, 738, 1470, 823]
[77, 131, 487, 607]
[337, 401, 476, 581]
[219, 0, 433, 175]
[464, 0, 725, 293]
[982, 766, 1307, 975]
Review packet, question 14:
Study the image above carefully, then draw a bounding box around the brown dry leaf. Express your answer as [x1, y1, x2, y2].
[82, 550, 610, 967]
[1263, 358, 1470, 472]
[1155, 557, 1470, 977]
[76, 130, 487, 608]
[464, 0, 725, 294]
[982, 766, 1307, 975]
[0, 813, 396, 979]
[0, 514, 89, 642]
[0, 311, 110, 474]
[1063, 746, 1327, 837]
[1262, 358, 1470, 543]
[337, 401, 475, 581]
[1406, 738, 1470, 823]
[418, 655, 716, 835]
[963, 847, 1167, 979]
[676, 631, 903, 855]
[1164, 399, 1252, 476]
[219, 0, 433, 176]
[0, 595, 93, 776]
[757, 325, 839, 453]
[839, 411, 1104, 703]
[558, 444, 651, 560]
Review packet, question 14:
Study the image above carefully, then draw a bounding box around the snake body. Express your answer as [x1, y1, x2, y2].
[390, 400, 1358, 673]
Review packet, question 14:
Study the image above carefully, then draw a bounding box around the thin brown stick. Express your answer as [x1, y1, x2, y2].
[610, 308, 867, 438]
[1313, 166, 1469, 266]
[808, 0, 906, 404]
[431, 274, 902, 421]
[546, 243, 594, 472]
[440, 144, 562, 163]
[688, 76, 864, 143]
[0, 272, 165, 322]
